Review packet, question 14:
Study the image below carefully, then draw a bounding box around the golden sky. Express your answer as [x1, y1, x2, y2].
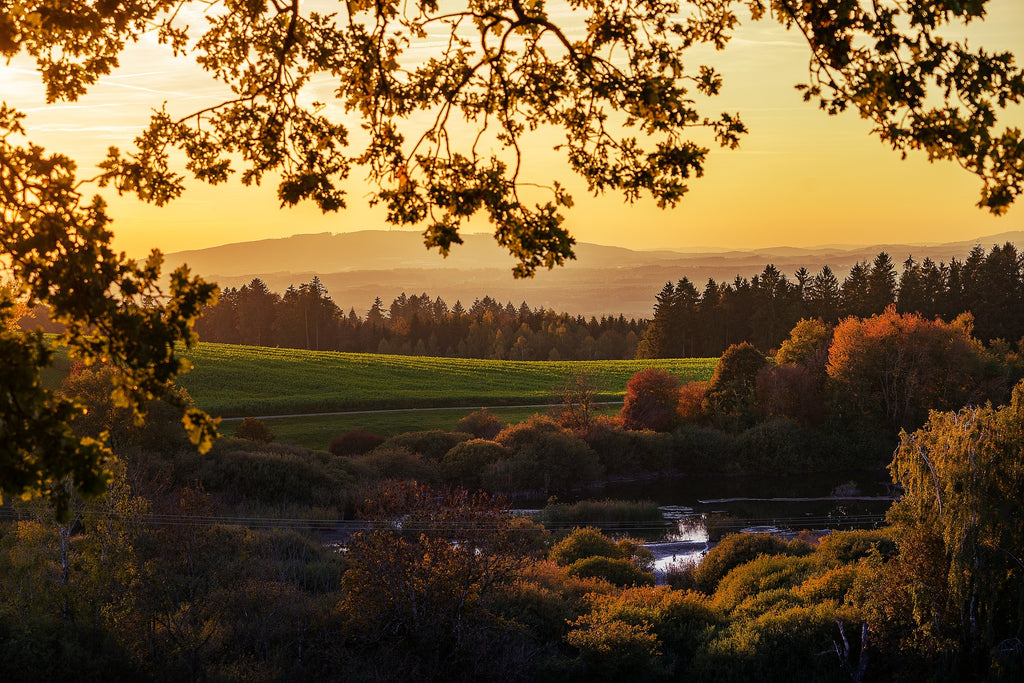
[3, 1, 1023, 259]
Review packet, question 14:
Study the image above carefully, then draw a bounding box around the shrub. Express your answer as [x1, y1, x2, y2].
[663, 559, 698, 591]
[537, 500, 664, 528]
[193, 441, 364, 509]
[671, 424, 736, 474]
[493, 417, 602, 492]
[328, 429, 385, 456]
[550, 528, 622, 566]
[712, 554, 816, 612]
[455, 409, 505, 439]
[377, 430, 471, 461]
[792, 565, 860, 603]
[692, 533, 810, 595]
[358, 446, 439, 483]
[566, 556, 655, 587]
[620, 368, 681, 432]
[814, 528, 896, 565]
[564, 612, 662, 681]
[677, 380, 709, 423]
[439, 439, 511, 490]
[732, 418, 809, 471]
[235, 417, 275, 443]
[583, 427, 673, 475]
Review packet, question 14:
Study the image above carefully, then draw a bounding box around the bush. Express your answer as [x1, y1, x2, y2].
[814, 528, 896, 565]
[732, 418, 809, 471]
[537, 500, 664, 528]
[677, 381, 709, 423]
[549, 527, 654, 580]
[439, 439, 511, 490]
[671, 424, 736, 474]
[235, 417, 275, 443]
[492, 417, 602, 492]
[550, 527, 622, 566]
[358, 446, 439, 483]
[620, 368, 681, 432]
[583, 427, 673, 475]
[692, 533, 811, 595]
[193, 440, 364, 509]
[377, 430, 471, 461]
[712, 554, 816, 612]
[328, 429, 385, 456]
[566, 556, 655, 587]
[455, 409, 505, 439]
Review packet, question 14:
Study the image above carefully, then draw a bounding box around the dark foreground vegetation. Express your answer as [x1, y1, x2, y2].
[3, 303, 1023, 681]
[2, 391, 1022, 681]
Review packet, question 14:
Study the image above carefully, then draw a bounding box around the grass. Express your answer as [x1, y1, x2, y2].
[229, 404, 625, 451]
[177, 342, 718, 417]
[40, 339, 717, 447]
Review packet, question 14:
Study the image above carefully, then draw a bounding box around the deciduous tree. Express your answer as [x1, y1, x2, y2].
[3, 0, 1023, 507]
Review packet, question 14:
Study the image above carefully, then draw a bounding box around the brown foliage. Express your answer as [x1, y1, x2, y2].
[620, 368, 681, 432]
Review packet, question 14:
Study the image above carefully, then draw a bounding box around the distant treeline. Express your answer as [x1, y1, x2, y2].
[194, 277, 645, 360]
[640, 243, 1024, 358]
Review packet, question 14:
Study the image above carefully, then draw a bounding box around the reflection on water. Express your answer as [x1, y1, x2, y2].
[551, 470, 896, 580]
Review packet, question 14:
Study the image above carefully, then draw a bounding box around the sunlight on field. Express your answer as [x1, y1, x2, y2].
[178, 342, 717, 417]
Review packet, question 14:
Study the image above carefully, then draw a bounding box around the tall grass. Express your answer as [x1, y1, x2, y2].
[534, 499, 667, 530]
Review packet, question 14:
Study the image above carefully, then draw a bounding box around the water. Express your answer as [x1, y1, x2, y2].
[537, 470, 897, 579]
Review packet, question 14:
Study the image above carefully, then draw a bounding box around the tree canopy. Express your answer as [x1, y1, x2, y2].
[2, 0, 1022, 508]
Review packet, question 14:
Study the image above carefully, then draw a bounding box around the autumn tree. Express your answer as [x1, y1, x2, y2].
[338, 482, 542, 678]
[557, 367, 603, 431]
[880, 382, 1024, 678]
[3, 0, 1023, 506]
[827, 307, 1000, 433]
[621, 368, 682, 432]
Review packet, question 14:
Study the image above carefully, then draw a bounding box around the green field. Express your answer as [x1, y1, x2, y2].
[177, 343, 717, 417]
[232, 404, 626, 450]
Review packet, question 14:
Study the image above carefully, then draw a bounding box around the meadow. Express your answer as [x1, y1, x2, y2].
[226, 404, 626, 450]
[177, 342, 717, 417]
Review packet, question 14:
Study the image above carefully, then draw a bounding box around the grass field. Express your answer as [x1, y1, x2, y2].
[229, 404, 626, 450]
[176, 343, 718, 417]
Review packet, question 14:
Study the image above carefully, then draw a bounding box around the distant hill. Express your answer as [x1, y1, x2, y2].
[164, 229, 1024, 318]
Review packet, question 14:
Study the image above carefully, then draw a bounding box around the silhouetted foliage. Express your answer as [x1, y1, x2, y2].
[454, 409, 505, 440]
[704, 342, 767, 430]
[641, 244, 1024, 359]
[328, 429, 386, 456]
[197, 285, 645, 360]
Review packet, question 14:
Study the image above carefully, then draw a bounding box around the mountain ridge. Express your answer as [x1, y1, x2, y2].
[164, 229, 1024, 318]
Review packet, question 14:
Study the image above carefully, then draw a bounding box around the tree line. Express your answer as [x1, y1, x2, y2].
[640, 243, 1024, 358]
[192, 277, 645, 360]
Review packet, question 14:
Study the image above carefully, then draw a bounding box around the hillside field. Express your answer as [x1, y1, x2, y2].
[177, 343, 718, 417]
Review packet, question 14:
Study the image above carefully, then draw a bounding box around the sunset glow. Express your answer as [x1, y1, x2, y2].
[4, 0, 1023, 259]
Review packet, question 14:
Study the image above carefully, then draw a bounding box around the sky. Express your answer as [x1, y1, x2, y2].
[2, 1, 1023, 259]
